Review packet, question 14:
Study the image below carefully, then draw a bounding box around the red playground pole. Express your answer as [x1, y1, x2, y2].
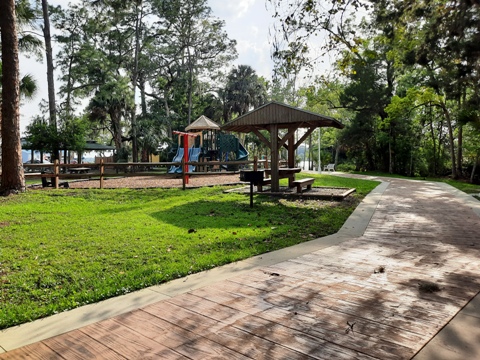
[184, 136, 189, 183]
[173, 131, 199, 185]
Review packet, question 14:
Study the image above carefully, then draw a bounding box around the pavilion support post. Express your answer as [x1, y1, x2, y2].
[287, 130, 295, 168]
[270, 124, 280, 192]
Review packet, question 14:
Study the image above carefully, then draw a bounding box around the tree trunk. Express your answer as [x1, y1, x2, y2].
[187, 48, 194, 125]
[389, 138, 393, 174]
[42, 0, 59, 161]
[0, 0, 26, 194]
[164, 92, 172, 138]
[42, 0, 56, 126]
[139, 77, 147, 116]
[334, 142, 340, 167]
[110, 107, 123, 152]
[456, 124, 463, 177]
[130, 2, 143, 163]
[440, 102, 457, 179]
[428, 108, 437, 175]
[470, 154, 478, 184]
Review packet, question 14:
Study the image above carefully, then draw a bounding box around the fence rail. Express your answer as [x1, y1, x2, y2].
[24, 159, 259, 190]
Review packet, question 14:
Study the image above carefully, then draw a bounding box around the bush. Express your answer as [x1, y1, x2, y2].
[336, 163, 356, 172]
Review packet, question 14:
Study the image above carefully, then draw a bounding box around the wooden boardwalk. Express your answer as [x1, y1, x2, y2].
[2, 179, 480, 359]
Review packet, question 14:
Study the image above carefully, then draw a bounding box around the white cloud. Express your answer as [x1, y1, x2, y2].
[234, 0, 256, 18]
[209, 0, 255, 19]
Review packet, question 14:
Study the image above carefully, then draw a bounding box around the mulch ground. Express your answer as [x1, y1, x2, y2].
[37, 174, 352, 199]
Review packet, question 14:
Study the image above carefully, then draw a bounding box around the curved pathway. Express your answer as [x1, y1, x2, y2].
[1, 177, 479, 359]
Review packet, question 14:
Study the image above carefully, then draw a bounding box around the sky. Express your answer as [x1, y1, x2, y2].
[18, 0, 276, 134]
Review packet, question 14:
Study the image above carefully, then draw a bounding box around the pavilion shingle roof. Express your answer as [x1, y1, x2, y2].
[221, 101, 344, 133]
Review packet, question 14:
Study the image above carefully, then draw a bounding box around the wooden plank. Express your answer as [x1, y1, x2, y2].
[232, 315, 377, 360]
[109, 310, 177, 342]
[255, 307, 416, 360]
[144, 300, 309, 359]
[165, 293, 250, 325]
[0, 343, 60, 360]
[142, 301, 220, 334]
[189, 283, 274, 315]
[206, 323, 311, 360]
[79, 318, 183, 359]
[42, 330, 125, 360]
[260, 303, 426, 351]
[224, 278, 427, 351]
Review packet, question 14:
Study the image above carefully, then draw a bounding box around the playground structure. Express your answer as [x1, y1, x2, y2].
[168, 131, 200, 184]
[168, 116, 249, 175]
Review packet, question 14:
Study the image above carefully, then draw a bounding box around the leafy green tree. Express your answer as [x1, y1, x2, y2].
[463, 124, 480, 183]
[299, 77, 355, 169]
[151, 0, 237, 125]
[224, 65, 267, 121]
[24, 115, 87, 158]
[87, 76, 134, 152]
[268, 0, 366, 77]
[53, 0, 237, 160]
[23, 118, 58, 155]
[394, 0, 480, 178]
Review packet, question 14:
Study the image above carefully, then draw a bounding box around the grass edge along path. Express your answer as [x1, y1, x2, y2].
[0, 174, 378, 329]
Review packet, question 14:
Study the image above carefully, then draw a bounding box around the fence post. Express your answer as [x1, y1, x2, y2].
[181, 158, 186, 190]
[100, 159, 104, 189]
[254, 156, 258, 171]
[54, 160, 59, 189]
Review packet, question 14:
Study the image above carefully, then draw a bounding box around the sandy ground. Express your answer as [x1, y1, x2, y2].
[66, 173, 244, 189]
[59, 174, 352, 199]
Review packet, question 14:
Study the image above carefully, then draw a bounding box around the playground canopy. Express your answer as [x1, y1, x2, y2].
[221, 101, 344, 192]
[185, 115, 221, 131]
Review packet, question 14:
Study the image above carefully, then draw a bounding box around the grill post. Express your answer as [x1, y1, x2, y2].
[240, 170, 264, 208]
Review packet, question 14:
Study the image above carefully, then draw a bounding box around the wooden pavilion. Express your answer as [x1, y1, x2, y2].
[221, 101, 344, 192]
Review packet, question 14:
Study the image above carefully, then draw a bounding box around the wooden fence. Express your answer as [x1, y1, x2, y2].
[24, 158, 261, 190]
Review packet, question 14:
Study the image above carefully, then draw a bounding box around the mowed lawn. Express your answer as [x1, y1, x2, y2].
[0, 175, 379, 329]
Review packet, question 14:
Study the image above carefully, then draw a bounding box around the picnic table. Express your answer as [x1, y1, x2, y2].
[254, 167, 302, 191]
[265, 167, 301, 187]
[69, 167, 90, 174]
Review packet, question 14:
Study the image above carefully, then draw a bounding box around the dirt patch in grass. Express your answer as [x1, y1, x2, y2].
[50, 174, 243, 189]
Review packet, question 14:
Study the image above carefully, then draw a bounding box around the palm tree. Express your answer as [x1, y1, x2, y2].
[1, 0, 25, 193]
[224, 65, 267, 121]
[0, 0, 40, 193]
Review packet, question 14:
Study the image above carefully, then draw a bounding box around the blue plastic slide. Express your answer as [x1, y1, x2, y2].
[187, 147, 201, 172]
[168, 147, 201, 173]
[167, 148, 184, 173]
[238, 143, 248, 161]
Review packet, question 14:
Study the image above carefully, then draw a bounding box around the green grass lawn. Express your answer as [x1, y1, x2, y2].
[0, 175, 378, 329]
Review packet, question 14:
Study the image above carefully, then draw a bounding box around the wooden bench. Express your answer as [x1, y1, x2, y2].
[41, 174, 69, 188]
[292, 178, 315, 193]
[69, 167, 90, 174]
[256, 178, 271, 192]
[324, 163, 335, 172]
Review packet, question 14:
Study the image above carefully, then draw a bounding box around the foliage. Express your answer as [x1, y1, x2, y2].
[224, 65, 268, 121]
[271, 0, 480, 182]
[0, 177, 379, 328]
[24, 116, 88, 154]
